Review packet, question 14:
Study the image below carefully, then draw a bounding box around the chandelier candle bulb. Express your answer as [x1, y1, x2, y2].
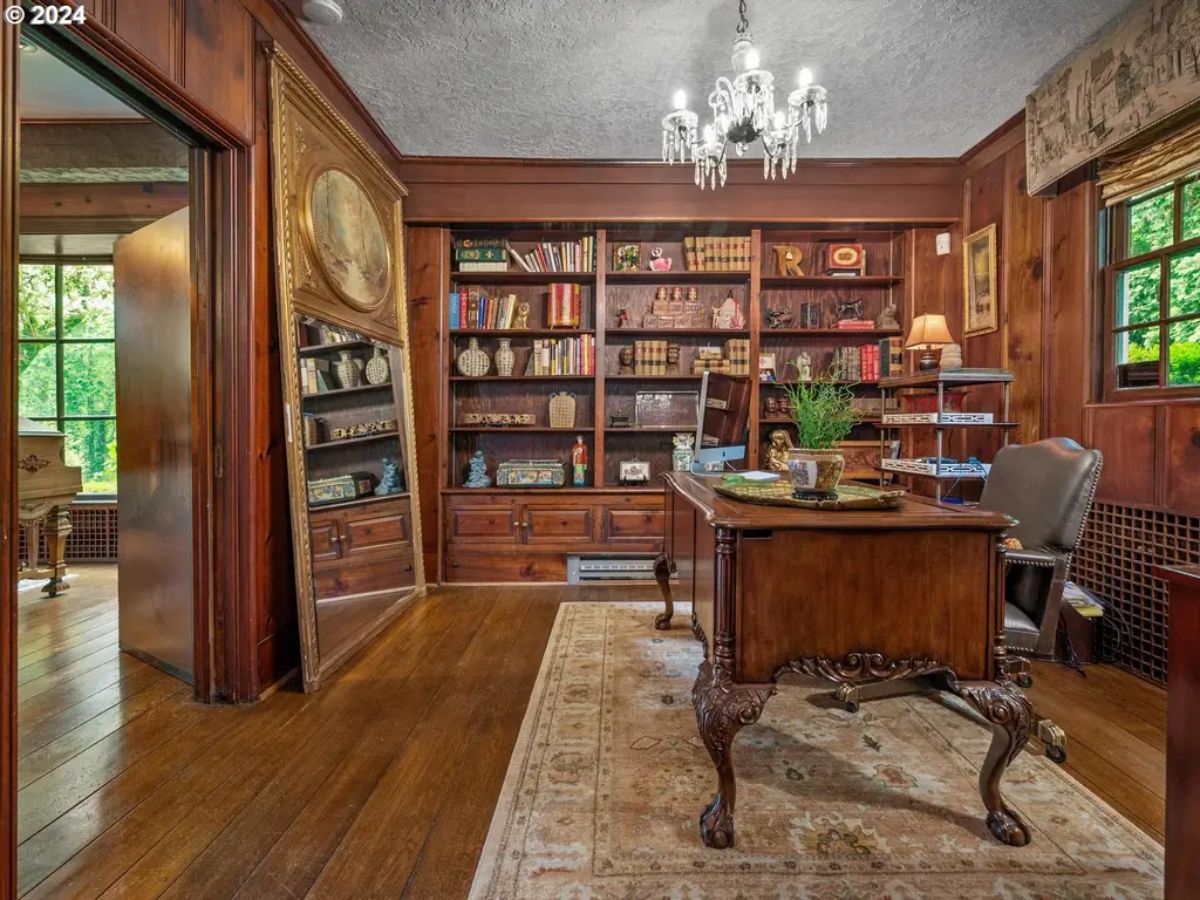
[673, 89, 687, 110]
[798, 66, 813, 88]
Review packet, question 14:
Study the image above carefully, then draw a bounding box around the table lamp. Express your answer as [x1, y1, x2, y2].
[905, 314, 954, 372]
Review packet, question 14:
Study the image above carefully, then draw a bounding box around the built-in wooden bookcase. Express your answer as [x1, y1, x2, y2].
[438, 224, 916, 582]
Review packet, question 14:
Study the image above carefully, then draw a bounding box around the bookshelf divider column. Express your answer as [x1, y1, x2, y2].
[748, 228, 764, 467]
[594, 228, 607, 488]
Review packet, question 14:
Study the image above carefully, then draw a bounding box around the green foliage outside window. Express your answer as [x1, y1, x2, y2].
[1117, 180, 1200, 387]
[17, 264, 118, 493]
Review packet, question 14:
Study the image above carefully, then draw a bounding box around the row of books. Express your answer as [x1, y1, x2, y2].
[547, 282, 583, 328]
[690, 339, 752, 376]
[631, 340, 672, 376]
[834, 338, 903, 382]
[300, 357, 333, 395]
[452, 238, 596, 273]
[683, 235, 751, 272]
[449, 290, 519, 330]
[528, 337, 595, 376]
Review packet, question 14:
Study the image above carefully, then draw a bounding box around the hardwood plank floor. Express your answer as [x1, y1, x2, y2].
[16, 567, 1167, 897]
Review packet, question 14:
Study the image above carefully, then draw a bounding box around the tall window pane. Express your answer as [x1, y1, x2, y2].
[1169, 318, 1200, 386]
[18, 343, 58, 417]
[19, 264, 56, 338]
[63, 343, 116, 416]
[1117, 260, 1161, 327]
[62, 264, 115, 338]
[1127, 189, 1174, 256]
[1183, 178, 1200, 241]
[64, 418, 117, 494]
[1169, 247, 1200, 319]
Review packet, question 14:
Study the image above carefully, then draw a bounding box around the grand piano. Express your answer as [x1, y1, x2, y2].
[17, 416, 83, 596]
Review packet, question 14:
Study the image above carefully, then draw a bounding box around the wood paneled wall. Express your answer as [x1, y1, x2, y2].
[957, 115, 1200, 513]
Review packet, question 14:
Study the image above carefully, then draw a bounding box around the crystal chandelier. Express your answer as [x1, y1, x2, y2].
[661, 0, 829, 189]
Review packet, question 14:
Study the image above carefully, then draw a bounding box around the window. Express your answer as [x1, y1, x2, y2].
[1106, 175, 1200, 392]
[18, 262, 117, 495]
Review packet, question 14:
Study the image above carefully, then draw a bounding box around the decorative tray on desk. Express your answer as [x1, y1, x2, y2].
[714, 478, 906, 510]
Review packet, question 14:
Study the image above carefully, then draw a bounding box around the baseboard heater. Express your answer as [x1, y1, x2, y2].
[567, 555, 657, 584]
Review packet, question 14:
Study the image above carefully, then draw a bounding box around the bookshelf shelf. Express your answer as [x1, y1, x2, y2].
[298, 339, 376, 357]
[606, 271, 751, 284]
[449, 374, 594, 382]
[606, 374, 704, 381]
[760, 275, 902, 288]
[306, 432, 400, 452]
[450, 271, 596, 285]
[301, 383, 393, 401]
[761, 328, 902, 338]
[449, 426, 595, 433]
[606, 328, 750, 337]
[450, 328, 594, 337]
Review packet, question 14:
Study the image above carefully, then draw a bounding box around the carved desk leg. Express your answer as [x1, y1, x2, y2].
[653, 552, 675, 630]
[954, 681, 1033, 846]
[692, 659, 775, 849]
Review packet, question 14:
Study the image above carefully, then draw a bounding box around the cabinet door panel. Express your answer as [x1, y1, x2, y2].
[604, 507, 665, 541]
[523, 506, 592, 545]
[343, 509, 410, 557]
[309, 518, 343, 565]
[445, 550, 566, 583]
[448, 504, 520, 543]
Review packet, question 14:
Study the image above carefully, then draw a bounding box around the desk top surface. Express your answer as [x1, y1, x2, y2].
[664, 472, 1013, 532]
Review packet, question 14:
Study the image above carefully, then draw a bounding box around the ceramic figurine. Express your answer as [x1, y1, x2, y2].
[764, 397, 778, 416]
[712, 292, 746, 330]
[464, 450, 491, 488]
[618, 346, 635, 374]
[335, 350, 362, 388]
[364, 345, 391, 385]
[456, 337, 491, 376]
[495, 337, 515, 376]
[766, 306, 795, 329]
[836, 297, 865, 321]
[666, 344, 681, 374]
[648, 246, 673, 271]
[876, 303, 900, 331]
[796, 351, 813, 382]
[513, 302, 531, 329]
[615, 305, 632, 329]
[764, 429, 795, 473]
[375, 457, 404, 495]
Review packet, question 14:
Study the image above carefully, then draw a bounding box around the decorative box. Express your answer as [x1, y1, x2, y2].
[825, 243, 866, 276]
[496, 459, 566, 488]
[307, 472, 374, 506]
[459, 412, 536, 427]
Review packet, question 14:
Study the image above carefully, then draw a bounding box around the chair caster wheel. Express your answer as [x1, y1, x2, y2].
[1046, 745, 1067, 764]
[1015, 673, 1033, 689]
[844, 701, 860, 713]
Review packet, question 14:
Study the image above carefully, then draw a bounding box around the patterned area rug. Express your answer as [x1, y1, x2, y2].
[470, 602, 1164, 899]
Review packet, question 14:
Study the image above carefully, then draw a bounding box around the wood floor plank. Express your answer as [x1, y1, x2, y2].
[18, 678, 188, 789]
[303, 586, 548, 898]
[18, 614, 118, 663]
[18, 653, 153, 728]
[154, 591, 495, 900]
[18, 645, 125, 704]
[19, 634, 120, 686]
[1028, 664, 1166, 752]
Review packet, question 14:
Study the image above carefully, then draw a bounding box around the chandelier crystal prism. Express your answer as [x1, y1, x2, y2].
[661, 0, 829, 190]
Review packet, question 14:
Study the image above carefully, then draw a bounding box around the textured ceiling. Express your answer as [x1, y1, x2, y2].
[303, 0, 1139, 159]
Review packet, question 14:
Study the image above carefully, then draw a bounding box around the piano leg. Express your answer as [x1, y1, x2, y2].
[42, 504, 71, 597]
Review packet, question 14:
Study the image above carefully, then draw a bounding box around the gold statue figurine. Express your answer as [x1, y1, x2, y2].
[763, 428, 795, 473]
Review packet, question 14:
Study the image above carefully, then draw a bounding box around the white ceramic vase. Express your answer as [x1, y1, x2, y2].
[335, 350, 361, 388]
[364, 345, 391, 384]
[494, 338, 515, 377]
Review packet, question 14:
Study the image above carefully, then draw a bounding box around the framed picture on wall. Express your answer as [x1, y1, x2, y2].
[963, 224, 998, 337]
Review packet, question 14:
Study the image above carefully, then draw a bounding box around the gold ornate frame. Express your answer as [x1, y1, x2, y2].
[963, 223, 998, 338]
[267, 45, 425, 691]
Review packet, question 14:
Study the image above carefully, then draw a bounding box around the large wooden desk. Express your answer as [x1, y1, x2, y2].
[1154, 564, 1200, 900]
[655, 472, 1030, 850]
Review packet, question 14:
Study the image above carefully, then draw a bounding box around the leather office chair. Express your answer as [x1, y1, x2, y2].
[979, 438, 1103, 678]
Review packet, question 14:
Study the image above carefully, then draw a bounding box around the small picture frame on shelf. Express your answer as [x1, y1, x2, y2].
[619, 458, 651, 485]
[759, 352, 777, 383]
[612, 243, 641, 272]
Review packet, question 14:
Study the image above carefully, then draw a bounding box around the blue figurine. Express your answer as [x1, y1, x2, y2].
[464, 450, 491, 488]
[375, 457, 403, 496]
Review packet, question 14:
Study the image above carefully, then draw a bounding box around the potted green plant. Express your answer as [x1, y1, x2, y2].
[776, 364, 859, 495]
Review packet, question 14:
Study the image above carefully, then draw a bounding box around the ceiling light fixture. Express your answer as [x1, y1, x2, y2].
[301, 0, 344, 26]
[661, 0, 829, 189]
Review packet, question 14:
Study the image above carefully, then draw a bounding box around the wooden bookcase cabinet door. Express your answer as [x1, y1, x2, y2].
[308, 496, 414, 600]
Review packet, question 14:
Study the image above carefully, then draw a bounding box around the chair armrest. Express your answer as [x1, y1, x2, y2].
[1004, 548, 1063, 569]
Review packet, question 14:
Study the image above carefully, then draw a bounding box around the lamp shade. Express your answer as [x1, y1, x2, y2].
[905, 314, 954, 349]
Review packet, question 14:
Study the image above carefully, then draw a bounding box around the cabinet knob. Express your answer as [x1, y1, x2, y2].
[330, 534, 340, 543]
[511, 520, 520, 529]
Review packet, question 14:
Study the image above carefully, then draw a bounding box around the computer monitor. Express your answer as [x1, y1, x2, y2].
[691, 372, 751, 472]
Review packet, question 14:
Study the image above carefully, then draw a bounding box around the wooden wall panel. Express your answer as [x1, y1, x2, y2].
[111, 0, 181, 79]
[1087, 405, 1157, 506]
[404, 226, 446, 579]
[1044, 173, 1091, 444]
[20, 182, 189, 227]
[1002, 147, 1044, 445]
[182, 0, 254, 141]
[1165, 404, 1200, 512]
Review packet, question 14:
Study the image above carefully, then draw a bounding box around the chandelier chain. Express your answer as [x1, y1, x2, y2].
[736, 0, 748, 35]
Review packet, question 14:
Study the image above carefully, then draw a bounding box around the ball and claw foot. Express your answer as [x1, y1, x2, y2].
[699, 797, 735, 849]
[653, 611, 673, 630]
[987, 809, 1031, 846]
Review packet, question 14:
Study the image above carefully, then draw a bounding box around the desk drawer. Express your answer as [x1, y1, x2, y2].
[603, 506, 664, 541]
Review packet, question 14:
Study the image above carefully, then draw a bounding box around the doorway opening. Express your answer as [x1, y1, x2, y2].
[13, 35, 213, 897]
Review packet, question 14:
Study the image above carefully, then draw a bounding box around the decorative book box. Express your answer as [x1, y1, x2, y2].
[495, 459, 567, 488]
[307, 472, 374, 506]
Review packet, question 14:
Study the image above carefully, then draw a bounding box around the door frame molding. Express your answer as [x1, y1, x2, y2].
[3, 17, 260, 892]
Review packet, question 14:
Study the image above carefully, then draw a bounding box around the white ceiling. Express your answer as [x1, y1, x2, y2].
[303, 0, 1138, 160]
[19, 45, 140, 120]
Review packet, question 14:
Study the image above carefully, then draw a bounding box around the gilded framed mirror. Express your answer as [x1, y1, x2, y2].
[268, 46, 425, 691]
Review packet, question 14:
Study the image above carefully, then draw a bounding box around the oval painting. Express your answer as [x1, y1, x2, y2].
[309, 168, 390, 309]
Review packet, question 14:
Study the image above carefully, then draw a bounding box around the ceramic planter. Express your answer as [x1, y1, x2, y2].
[786, 447, 845, 495]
